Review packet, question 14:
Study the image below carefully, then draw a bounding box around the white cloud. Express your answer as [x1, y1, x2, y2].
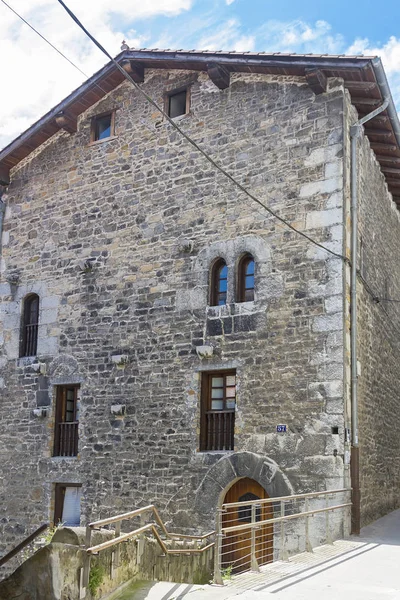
[257, 19, 344, 54]
[2, 5, 400, 152]
[0, 0, 192, 150]
[346, 36, 400, 112]
[347, 35, 400, 74]
[197, 18, 255, 51]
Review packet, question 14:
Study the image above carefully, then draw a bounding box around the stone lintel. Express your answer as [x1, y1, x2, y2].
[305, 68, 328, 95]
[55, 111, 77, 134]
[207, 63, 230, 90]
[0, 166, 10, 186]
[122, 60, 145, 83]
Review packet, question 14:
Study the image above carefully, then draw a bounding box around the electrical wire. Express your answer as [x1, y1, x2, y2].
[56, 0, 348, 265]
[55, 0, 400, 311]
[6, 0, 400, 308]
[0, 0, 109, 97]
[0, 0, 88, 78]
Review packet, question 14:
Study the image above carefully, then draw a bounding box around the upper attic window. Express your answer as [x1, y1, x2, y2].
[167, 88, 189, 119]
[91, 112, 115, 142]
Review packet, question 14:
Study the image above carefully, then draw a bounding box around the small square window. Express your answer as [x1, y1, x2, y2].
[91, 112, 115, 142]
[167, 89, 188, 119]
[54, 483, 81, 526]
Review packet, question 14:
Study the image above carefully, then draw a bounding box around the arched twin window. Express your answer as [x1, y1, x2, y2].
[20, 294, 39, 357]
[209, 254, 255, 306]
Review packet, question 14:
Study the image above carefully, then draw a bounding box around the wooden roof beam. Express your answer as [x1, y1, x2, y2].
[55, 111, 77, 134]
[0, 165, 10, 186]
[386, 179, 400, 187]
[207, 63, 230, 90]
[121, 60, 144, 83]
[378, 156, 400, 164]
[364, 128, 394, 140]
[353, 97, 384, 106]
[305, 68, 327, 95]
[382, 167, 400, 175]
[370, 142, 398, 152]
[344, 81, 378, 91]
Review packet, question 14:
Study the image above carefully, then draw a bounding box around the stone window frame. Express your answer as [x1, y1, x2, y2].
[53, 482, 82, 526]
[53, 384, 80, 458]
[89, 110, 116, 144]
[164, 84, 191, 119]
[199, 369, 236, 452]
[176, 236, 281, 312]
[20, 293, 40, 358]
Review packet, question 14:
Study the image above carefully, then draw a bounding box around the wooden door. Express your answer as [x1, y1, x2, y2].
[222, 478, 273, 573]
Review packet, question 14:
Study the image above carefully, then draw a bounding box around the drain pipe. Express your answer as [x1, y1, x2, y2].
[349, 97, 389, 535]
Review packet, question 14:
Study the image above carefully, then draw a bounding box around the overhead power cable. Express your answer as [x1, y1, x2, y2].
[6, 0, 400, 308]
[0, 0, 108, 97]
[1, 0, 88, 78]
[56, 0, 348, 265]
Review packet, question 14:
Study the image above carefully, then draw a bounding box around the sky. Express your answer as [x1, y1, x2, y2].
[1, 0, 400, 150]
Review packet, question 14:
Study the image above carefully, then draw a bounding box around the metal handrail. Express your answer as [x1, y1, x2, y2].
[214, 488, 353, 585]
[0, 523, 49, 567]
[222, 487, 351, 509]
[87, 523, 215, 555]
[81, 504, 215, 592]
[222, 503, 351, 534]
[88, 504, 214, 541]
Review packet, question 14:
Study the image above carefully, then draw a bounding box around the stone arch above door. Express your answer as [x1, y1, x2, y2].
[195, 451, 294, 518]
[48, 354, 84, 386]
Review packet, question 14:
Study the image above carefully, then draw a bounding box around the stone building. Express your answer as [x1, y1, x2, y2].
[1, 49, 400, 572]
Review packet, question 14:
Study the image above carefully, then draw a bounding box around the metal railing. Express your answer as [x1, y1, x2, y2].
[204, 410, 235, 451]
[21, 323, 38, 357]
[81, 504, 215, 593]
[0, 523, 48, 568]
[213, 488, 352, 584]
[54, 421, 78, 456]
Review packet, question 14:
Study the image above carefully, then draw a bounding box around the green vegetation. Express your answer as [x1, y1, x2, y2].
[88, 563, 105, 597]
[221, 564, 233, 581]
[42, 524, 60, 544]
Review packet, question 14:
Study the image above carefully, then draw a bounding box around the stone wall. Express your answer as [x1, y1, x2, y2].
[349, 102, 400, 525]
[0, 69, 348, 569]
[0, 527, 213, 599]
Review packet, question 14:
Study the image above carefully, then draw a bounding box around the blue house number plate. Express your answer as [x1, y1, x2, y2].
[276, 424, 287, 433]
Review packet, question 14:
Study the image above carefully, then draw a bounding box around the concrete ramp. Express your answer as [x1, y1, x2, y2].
[113, 508, 400, 599]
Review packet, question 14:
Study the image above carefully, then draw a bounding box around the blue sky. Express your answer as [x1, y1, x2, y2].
[129, 0, 400, 52]
[1, 0, 400, 149]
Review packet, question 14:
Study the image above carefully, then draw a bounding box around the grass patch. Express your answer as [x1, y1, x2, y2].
[88, 564, 105, 597]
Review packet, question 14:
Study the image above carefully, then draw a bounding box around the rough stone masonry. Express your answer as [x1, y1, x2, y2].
[1, 60, 400, 575]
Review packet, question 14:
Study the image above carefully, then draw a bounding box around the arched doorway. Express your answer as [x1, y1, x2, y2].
[222, 478, 273, 573]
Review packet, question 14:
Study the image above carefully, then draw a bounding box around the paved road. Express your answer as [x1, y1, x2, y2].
[117, 508, 400, 599]
[256, 508, 400, 600]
